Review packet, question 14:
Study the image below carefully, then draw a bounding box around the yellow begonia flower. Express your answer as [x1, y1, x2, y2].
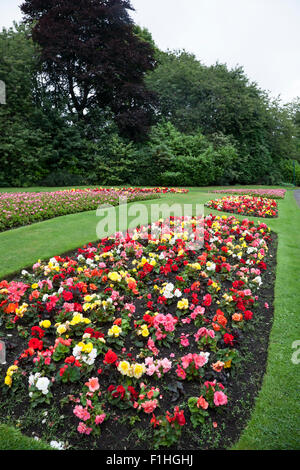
[108, 272, 122, 282]
[133, 363, 146, 379]
[6, 365, 18, 377]
[4, 375, 12, 387]
[82, 342, 93, 353]
[118, 361, 130, 375]
[177, 298, 189, 310]
[108, 325, 122, 337]
[57, 325, 67, 335]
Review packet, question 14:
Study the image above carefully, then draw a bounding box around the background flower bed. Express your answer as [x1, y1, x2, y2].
[205, 195, 278, 218]
[0, 215, 277, 450]
[212, 188, 286, 199]
[0, 188, 162, 232]
[72, 187, 189, 194]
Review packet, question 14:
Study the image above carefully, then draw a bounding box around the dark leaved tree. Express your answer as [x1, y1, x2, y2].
[20, 0, 157, 139]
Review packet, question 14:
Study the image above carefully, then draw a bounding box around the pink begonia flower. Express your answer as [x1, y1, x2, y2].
[176, 364, 186, 380]
[264, 302, 269, 309]
[124, 303, 136, 314]
[243, 289, 252, 296]
[95, 414, 106, 425]
[181, 354, 193, 369]
[190, 306, 205, 320]
[180, 334, 190, 347]
[181, 318, 191, 324]
[63, 302, 75, 312]
[85, 377, 100, 393]
[147, 338, 159, 356]
[110, 290, 119, 301]
[73, 405, 90, 421]
[160, 357, 172, 372]
[213, 391, 228, 406]
[141, 400, 158, 414]
[86, 399, 94, 409]
[77, 422, 93, 435]
[193, 353, 208, 368]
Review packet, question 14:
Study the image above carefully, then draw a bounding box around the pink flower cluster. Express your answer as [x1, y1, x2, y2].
[194, 327, 215, 342]
[144, 357, 172, 378]
[153, 313, 178, 340]
[181, 353, 209, 370]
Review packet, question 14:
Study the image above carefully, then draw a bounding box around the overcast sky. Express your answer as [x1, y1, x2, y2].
[1, 0, 299, 104]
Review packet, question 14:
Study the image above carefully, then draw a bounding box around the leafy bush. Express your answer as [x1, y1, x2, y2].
[39, 171, 85, 187]
[279, 159, 300, 186]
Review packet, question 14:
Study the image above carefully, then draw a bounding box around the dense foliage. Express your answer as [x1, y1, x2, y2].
[0, 7, 299, 187]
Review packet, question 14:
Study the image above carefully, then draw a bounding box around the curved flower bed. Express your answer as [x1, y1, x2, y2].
[205, 195, 278, 218]
[212, 188, 286, 199]
[0, 189, 160, 232]
[0, 214, 275, 450]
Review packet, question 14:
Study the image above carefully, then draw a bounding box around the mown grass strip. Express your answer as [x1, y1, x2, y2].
[232, 190, 300, 450]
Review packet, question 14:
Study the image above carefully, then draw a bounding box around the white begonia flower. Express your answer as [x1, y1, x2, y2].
[29, 372, 41, 386]
[36, 377, 50, 395]
[206, 262, 216, 271]
[50, 440, 65, 450]
[72, 345, 82, 357]
[253, 276, 262, 286]
[200, 351, 210, 363]
[165, 283, 174, 291]
[85, 348, 97, 365]
[174, 289, 182, 298]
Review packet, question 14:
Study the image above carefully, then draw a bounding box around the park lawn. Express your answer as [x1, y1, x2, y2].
[0, 187, 299, 450]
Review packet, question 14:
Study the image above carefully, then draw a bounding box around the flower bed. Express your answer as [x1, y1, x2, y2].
[205, 195, 278, 218]
[212, 188, 286, 199]
[0, 214, 276, 450]
[68, 187, 189, 194]
[0, 189, 161, 232]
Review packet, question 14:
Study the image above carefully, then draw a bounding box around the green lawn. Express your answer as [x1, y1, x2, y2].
[0, 187, 299, 450]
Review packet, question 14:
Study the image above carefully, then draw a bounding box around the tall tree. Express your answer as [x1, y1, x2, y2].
[146, 50, 296, 183]
[20, 0, 157, 139]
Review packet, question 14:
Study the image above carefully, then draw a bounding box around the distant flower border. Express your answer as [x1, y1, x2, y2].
[205, 195, 278, 218]
[212, 188, 286, 199]
[0, 188, 162, 232]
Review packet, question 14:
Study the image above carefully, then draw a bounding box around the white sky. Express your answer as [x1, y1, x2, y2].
[1, 0, 300, 104]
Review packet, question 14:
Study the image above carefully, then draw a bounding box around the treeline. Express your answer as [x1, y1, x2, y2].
[0, 2, 300, 187]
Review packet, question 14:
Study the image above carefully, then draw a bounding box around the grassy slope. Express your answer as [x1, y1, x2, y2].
[0, 188, 299, 449]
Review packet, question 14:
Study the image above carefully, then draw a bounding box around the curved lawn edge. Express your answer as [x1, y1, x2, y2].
[0, 188, 299, 450]
[231, 190, 300, 450]
[0, 424, 52, 450]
